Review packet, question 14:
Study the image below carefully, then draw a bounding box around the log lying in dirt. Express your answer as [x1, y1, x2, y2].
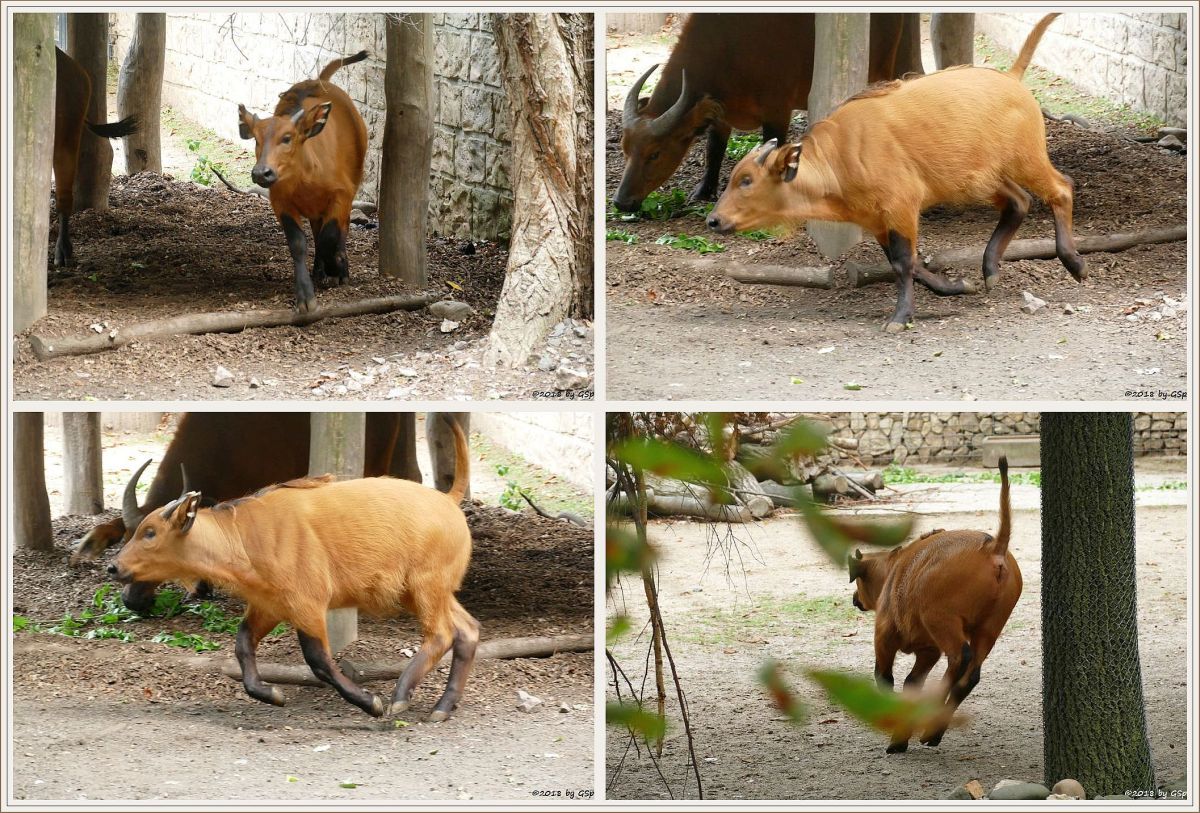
[608, 485, 755, 523]
[29, 292, 443, 360]
[725, 263, 836, 289]
[754, 479, 812, 508]
[812, 470, 884, 502]
[218, 634, 593, 687]
[846, 226, 1187, 288]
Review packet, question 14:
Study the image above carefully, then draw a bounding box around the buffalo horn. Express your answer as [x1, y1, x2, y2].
[123, 459, 152, 532]
[623, 64, 659, 128]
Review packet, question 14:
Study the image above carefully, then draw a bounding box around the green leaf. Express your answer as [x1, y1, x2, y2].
[286, 775, 300, 783]
[12, 615, 30, 632]
[606, 229, 638, 244]
[605, 525, 655, 589]
[606, 702, 667, 742]
[806, 668, 941, 736]
[654, 233, 725, 254]
[611, 437, 727, 488]
[758, 659, 807, 724]
[843, 382, 863, 391]
[800, 499, 912, 565]
[339, 781, 360, 789]
[393, 720, 410, 728]
[606, 614, 632, 645]
[770, 419, 830, 459]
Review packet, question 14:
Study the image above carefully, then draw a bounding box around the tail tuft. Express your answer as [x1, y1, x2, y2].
[87, 115, 139, 139]
[993, 455, 1012, 558]
[1009, 14, 1060, 80]
[444, 414, 471, 504]
[319, 50, 369, 81]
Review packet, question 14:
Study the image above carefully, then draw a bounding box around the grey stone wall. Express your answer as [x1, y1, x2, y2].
[111, 12, 512, 239]
[976, 12, 1187, 126]
[472, 412, 593, 490]
[817, 412, 1185, 466]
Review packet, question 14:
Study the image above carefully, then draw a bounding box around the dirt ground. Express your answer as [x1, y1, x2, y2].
[605, 466, 1189, 801]
[10, 431, 595, 802]
[604, 36, 1188, 402]
[13, 173, 593, 401]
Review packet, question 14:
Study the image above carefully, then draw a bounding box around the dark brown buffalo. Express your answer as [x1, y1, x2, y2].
[613, 13, 910, 212]
[53, 47, 139, 267]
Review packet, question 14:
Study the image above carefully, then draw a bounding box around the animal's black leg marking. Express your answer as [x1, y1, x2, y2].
[281, 214, 316, 313]
[297, 630, 385, 717]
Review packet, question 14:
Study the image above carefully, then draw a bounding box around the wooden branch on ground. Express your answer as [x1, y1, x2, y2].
[725, 263, 836, 289]
[30, 292, 443, 360]
[210, 166, 378, 216]
[218, 634, 593, 686]
[847, 225, 1187, 288]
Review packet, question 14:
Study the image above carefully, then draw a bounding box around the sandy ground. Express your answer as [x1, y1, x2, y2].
[11, 419, 596, 802]
[605, 462, 1189, 801]
[603, 27, 1188, 403]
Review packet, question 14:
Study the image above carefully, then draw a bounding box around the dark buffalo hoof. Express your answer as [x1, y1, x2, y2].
[268, 687, 286, 706]
[886, 741, 909, 754]
[388, 699, 410, 716]
[984, 273, 1000, 292]
[688, 183, 718, 204]
[959, 279, 978, 295]
[884, 320, 911, 334]
[427, 709, 451, 723]
[55, 253, 76, 268]
[295, 298, 317, 314]
[1064, 254, 1087, 282]
[920, 730, 945, 747]
[367, 695, 387, 717]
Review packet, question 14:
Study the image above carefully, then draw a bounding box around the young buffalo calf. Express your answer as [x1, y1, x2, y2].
[708, 14, 1083, 332]
[110, 416, 479, 722]
[849, 456, 1021, 752]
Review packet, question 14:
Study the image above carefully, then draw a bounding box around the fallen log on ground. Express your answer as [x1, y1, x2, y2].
[725, 263, 836, 289]
[846, 226, 1187, 288]
[212, 166, 377, 216]
[30, 292, 443, 360]
[219, 633, 593, 686]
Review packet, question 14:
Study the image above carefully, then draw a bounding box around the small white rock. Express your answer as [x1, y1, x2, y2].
[440, 319, 460, 333]
[212, 366, 235, 387]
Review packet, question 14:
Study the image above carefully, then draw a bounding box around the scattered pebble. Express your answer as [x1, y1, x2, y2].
[212, 366, 234, 387]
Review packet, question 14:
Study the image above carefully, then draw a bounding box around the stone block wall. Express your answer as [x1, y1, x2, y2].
[111, 12, 513, 239]
[976, 12, 1187, 126]
[820, 412, 1186, 466]
[472, 412, 593, 490]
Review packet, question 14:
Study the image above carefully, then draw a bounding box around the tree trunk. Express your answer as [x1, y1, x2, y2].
[931, 13, 975, 70]
[426, 413, 470, 500]
[117, 13, 164, 175]
[485, 13, 593, 367]
[67, 13, 113, 211]
[309, 412, 365, 654]
[894, 13, 925, 75]
[1041, 412, 1155, 796]
[379, 13, 433, 286]
[63, 412, 104, 515]
[15, 413, 53, 551]
[387, 413, 422, 483]
[807, 14, 869, 259]
[13, 14, 56, 334]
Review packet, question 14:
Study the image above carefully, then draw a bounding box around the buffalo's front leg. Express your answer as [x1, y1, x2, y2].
[691, 121, 731, 203]
[280, 214, 316, 313]
[297, 628, 386, 717]
[237, 608, 285, 706]
[55, 213, 75, 268]
[883, 230, 917, 333]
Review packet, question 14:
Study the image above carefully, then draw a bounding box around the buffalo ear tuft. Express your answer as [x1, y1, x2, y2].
[780, 143, 803, 182]
[237, 105, 257, 140]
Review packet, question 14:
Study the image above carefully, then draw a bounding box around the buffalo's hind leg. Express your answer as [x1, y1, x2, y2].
[391, 595, 457, 719]
[1029, 168, 1086, 281]
[428, 600, 480, 722]
[316, 219, 349, 287]
[982, 180, 1031, 291]
[237, 607, 286, 707]
[295, 620, 386, 717]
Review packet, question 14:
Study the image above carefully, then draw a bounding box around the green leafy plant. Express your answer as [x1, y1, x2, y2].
[606, 229, 639, 244]
[12, 615, 34, 633]
[882, 463, 1041, 487]
[152, 631, 221, 652]
[655, 233, 725, 254]
[151, 587, 187, 618]
[189, 601, 241, 634]
[85, 627, 134, 642]
[186, 138, 226, 187]
[739, 229, 778, 241]
[725, 133, 763, 161]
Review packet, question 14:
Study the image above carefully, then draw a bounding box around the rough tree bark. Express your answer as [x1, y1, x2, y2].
[807, 14, 869, 259]
[485, 13, 593, 367]
[67, 13, 113, 211]
[379, 13, 433, 286]
[426, 413, 470, 500]
[388, 413, 422, 483]
[13, 14, 56, 333]
[15, 413, 53, 551]
[63, 412, 104, 515]
[894, 13, 925, 75]
[1041, 412, 1155, 797]
[931, 13, 976, 70]
[117, 13, 165, 175]
[309, 412, 366, 654]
